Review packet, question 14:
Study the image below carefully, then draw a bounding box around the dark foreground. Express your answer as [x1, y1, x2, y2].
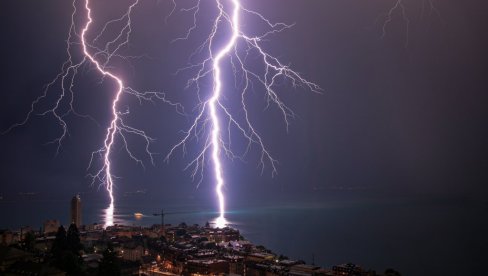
[0, 222, 401, 275]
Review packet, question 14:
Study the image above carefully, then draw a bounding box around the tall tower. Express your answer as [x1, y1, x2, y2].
[70, 195, 82, 227]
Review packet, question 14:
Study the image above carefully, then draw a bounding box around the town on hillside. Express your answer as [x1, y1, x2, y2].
[0, 196, 401, 275]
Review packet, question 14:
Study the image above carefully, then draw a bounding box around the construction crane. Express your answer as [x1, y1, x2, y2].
[153, 209, 166, 227]
[152, 209, 198, 231]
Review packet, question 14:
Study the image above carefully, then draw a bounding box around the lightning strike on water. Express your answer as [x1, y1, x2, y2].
[4, 0, 439, 229]
[166, 0, 321, 228]
[81, 0, 183, 227]
[4, 0, 183, 227]
[81, 0, 131, 228]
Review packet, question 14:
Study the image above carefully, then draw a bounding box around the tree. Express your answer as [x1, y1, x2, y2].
[23, 231, 36, 251]
[278, 254, 288, 260]
[51, 226, 67, 259]
[385, 268, 402, 276]
[67, 223, 82, 254]
[51, 225, 83, 275]
[61, 251, 83, 275]
[178, 222, 187, 228]
[98, 243, 121, 276]
[175, 228, 186, 237]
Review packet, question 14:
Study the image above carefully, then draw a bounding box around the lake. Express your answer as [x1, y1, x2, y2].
[1, 193, 487, 275]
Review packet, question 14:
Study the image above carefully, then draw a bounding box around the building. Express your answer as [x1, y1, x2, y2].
[0, 230, 15, 245]
[332, 263, 372, 276]
[43, 220, 60, 235]
[185, 259, 229, 275]
[122, 244, 145, 261]
[289, 264, 321, 276]
[70, 195, 82, 227]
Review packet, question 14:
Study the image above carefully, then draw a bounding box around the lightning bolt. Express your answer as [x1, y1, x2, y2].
[209, 0, 240, 228]
[3, 0, 446, 230]
[3, 0, 182, 227]
[380, 0, 442, 48]
[381, 0, 410, 48]
[80, 0, 128, 228]
[81, 0, 183, 227]
[166, 0, 321, 228]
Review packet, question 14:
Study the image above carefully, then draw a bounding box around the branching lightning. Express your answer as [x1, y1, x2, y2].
[3, 0, 444, 229]
[380, 0, 442, 48]
[79, 0, 183, 227]
[165, 0, 321, 227]
[3, 0, 183, 227]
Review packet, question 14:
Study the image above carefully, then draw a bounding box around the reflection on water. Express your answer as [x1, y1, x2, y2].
[100, 203, 222, 229]
[103, 209, 134, 226]
[103, 206, 231, 231]
[103, 203, 149, 226]
[103, 202, 114, 227]
[1, 196, 485, 275]
[134, 212, 144, 220]
[213, 216, 228, 228]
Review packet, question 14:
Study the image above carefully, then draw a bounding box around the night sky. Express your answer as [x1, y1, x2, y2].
[1, 0, 488, 265]
[2, 0, 487, 201]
